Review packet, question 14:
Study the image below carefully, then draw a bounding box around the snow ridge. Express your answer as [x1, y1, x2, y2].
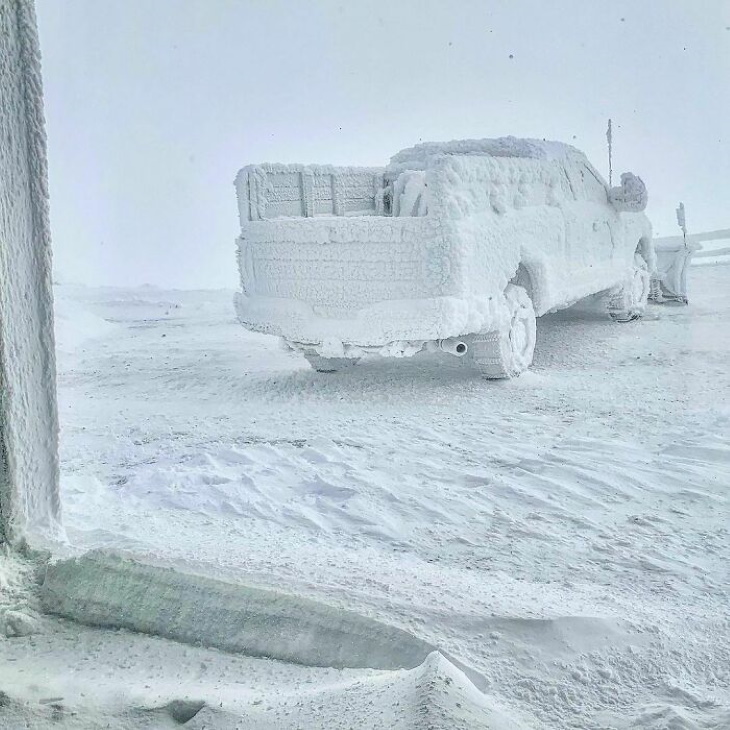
[42, 551, 438, 670]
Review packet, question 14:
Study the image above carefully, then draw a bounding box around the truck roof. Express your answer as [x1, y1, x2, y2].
[389, 136, 583, 170]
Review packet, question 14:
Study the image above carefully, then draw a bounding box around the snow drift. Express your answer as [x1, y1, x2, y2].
[41, 550, 438, 671]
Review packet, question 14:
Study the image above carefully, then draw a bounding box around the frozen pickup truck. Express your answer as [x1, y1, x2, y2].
[234, 137, 653, 377]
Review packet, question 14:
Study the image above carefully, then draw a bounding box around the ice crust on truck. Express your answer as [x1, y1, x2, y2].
[233, 137, 653, 378]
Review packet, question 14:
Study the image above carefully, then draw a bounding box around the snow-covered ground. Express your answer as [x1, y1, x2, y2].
[3, 262, 728, 728]
[694, 237, 730, 267]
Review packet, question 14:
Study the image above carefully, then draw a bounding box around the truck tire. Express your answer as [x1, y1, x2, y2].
[467, 284, 537, 379]
[608, 252, 651, 322]
[304, 353, 359, 373]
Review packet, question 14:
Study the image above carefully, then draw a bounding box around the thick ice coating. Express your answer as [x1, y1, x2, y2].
[233, 137, 652, 363]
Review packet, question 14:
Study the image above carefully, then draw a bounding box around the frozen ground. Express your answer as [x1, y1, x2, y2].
[3, 263, 728, 728]
[693, 237, 730, 267]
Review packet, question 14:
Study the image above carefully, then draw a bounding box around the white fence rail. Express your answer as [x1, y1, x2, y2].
[655, 228, 730, 267]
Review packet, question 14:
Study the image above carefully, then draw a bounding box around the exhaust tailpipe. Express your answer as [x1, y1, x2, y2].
[438, 339, 468, 357]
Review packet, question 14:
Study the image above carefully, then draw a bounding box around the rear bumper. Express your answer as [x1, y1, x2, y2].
[234, 292, 505, 352]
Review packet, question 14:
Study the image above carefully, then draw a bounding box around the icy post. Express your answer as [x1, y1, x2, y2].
[0, 0, 61, 545]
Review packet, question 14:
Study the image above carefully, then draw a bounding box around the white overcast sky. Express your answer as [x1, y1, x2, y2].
[37, 0, 729, 289]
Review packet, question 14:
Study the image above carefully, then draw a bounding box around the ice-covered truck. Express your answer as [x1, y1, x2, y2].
[234, 137, 653, 377]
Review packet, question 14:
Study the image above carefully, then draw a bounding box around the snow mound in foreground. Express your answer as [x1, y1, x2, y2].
[176, 651, 526, 730]
[41, 550, 437, 670]
[0, 642, 526, 729]
[36, 550, 529, 728]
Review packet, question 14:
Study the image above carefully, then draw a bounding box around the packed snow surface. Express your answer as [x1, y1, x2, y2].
[10, 264, 727, 728]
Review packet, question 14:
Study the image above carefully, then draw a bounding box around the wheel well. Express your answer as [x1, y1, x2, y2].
[510, 264, 537, 304]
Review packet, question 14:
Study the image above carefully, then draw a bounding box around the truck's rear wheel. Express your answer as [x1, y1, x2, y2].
[303, 353, 359, 373]
[467, 284, 536, 379]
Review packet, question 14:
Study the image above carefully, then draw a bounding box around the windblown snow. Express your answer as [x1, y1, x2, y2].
[3, 261, 724, 728]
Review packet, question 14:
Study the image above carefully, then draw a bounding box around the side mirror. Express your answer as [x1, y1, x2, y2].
[609, 172, 648, 212]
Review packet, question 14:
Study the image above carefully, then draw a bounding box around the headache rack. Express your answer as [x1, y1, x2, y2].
[236, 164, 390, 222]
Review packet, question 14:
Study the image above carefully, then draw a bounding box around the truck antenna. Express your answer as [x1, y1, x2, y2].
[606, 119, 613, 187]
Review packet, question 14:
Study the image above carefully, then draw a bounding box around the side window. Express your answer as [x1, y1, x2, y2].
[559, 163, 580, 201]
